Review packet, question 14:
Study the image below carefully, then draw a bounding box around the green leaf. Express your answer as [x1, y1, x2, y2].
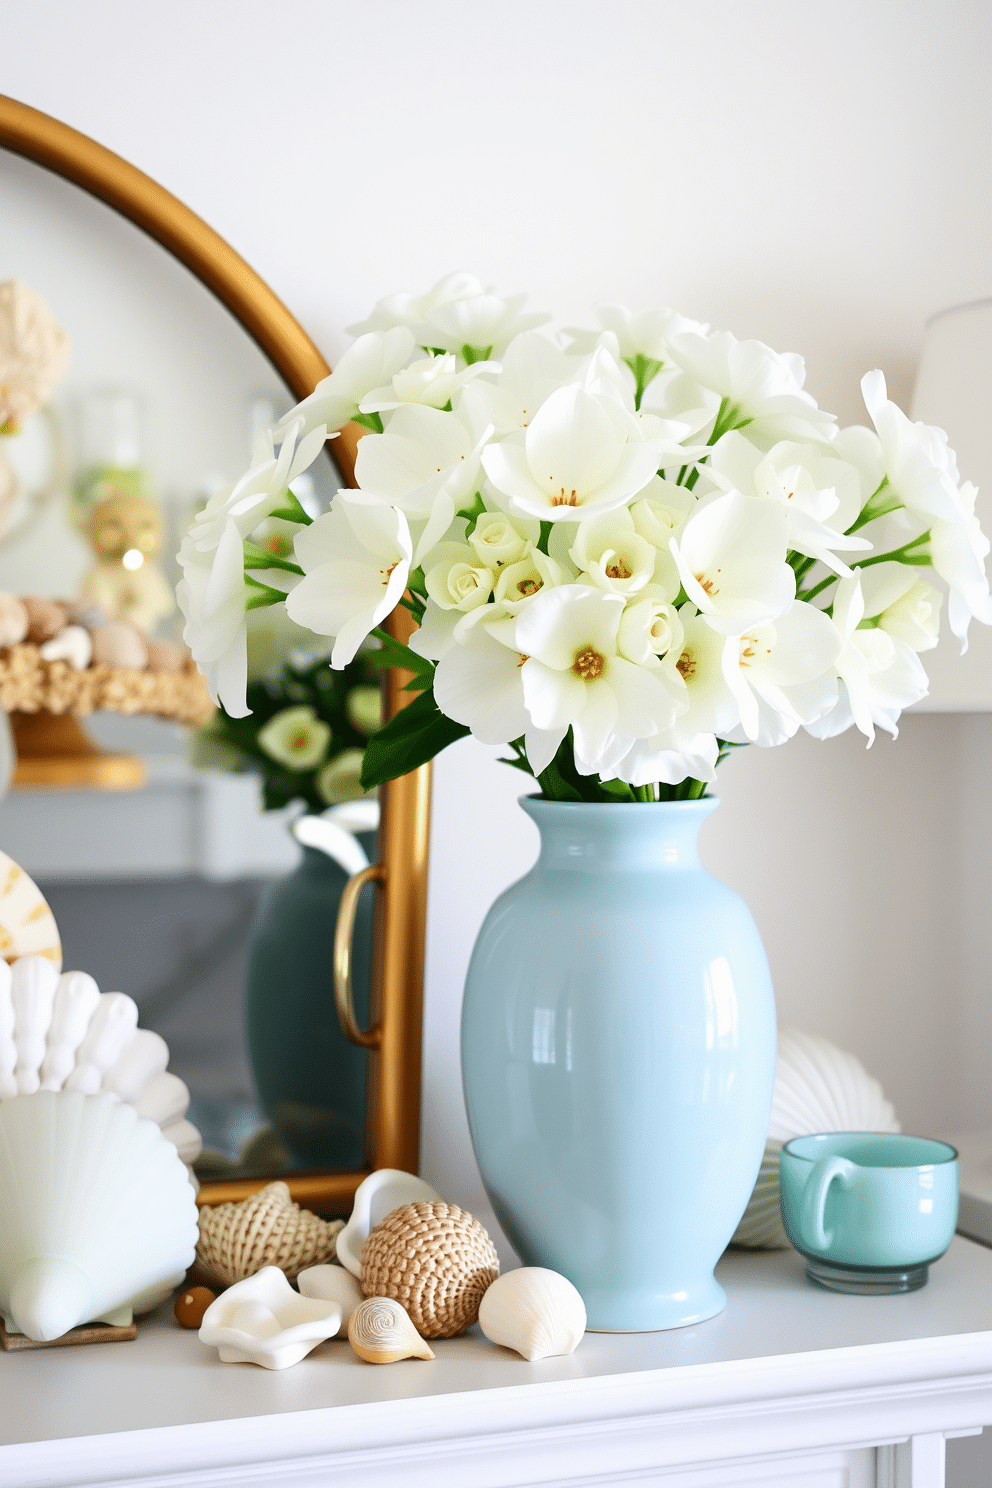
[537, 521, 553, 556]
[368, 626, 435, 685]
[360, 688, 469, 788]
[351, 410, 384, 434]
[243, 574, 286, 610]
[267, 488, 313, 526]
[598, 777, 636, 802]
[458, 491, 487, 536]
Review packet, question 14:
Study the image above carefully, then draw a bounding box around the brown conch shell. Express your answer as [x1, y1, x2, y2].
[195, 1180, 343, 1288]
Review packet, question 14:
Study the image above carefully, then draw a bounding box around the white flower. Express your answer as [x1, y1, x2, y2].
[707, 432, 871, 575]
[354, 404, 489, 562]
[177, 516, 250, 718]
[565, 304, 708, 363]
[359, 352, 498, 414]
[810, 575, 928, 744]
[424, 541, 496, 612]
[665, 330, 836, 442]
[0, 278, 70, 431]
[860, 370, 967, 527]
[467, 510, 538, 569]
[494, 547, 569, 611]
[607, 728, 720, 788]
[670, 489, 795, 635]
[258, 705, 331, 770]
[285, 493, 412, 668]
[460, 330, 578, 435]
[555, 508, 660, 597]
[416, 290, 549, 358]
[666, 608, 739, 737]
[434, 613, 565, 774]
[317, 748, 372, 804]
[859, 563, 941, 652]
[188, 419, 328, 553]
[515, 585, 680, 772]
[275, 329, 414, 440]
[481, 383, 660, 523]
[929, 482, 992, 649]
[721, 600, 842, 747]
[347, 273, 486, 335]
[617, 595, 685, 669]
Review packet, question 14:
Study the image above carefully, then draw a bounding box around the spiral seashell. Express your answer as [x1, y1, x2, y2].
[0, 1091, 198, 1341]
[732, 1028, 901, 1249]
[348, 1296, 434, 1364]
[478, 1267, 586, 1361]
[361, 1201, 499, 1338]
[195, 1181, 344, 1288]
[0, 953, 201, 1173]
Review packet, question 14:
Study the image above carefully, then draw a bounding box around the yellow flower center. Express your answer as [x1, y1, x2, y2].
[572, 646, 606, 681]
[517, 578, 542, 597]
[605, 557, 632, 580]
[677, 650, 696, 680]
[551, 487, 580, 507]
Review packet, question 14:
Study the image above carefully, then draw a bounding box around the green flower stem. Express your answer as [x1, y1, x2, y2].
[351, 410, 384, 434]
[845, 476, 901, 535]
[267, 489, 314, 526]
[796, 572, 839, 603]
[852, 529, 931, 570]
[243, 542, 304, 576]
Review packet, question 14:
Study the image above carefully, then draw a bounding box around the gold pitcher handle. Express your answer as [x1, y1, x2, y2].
[334, 864, 385, 1048]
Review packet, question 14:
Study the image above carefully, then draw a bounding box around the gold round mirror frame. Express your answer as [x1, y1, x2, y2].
[0, 94, 431, 1214]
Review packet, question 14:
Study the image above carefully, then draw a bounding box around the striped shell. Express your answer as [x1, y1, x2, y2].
[0, 854, 60, 969]
[732, 1028, 901, 1249]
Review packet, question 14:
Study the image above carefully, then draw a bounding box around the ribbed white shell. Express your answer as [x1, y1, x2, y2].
[0, 1091, 199, 1340]
[478, 1267, 586, 1361]
[732, 1028, 901, 1249]
[0, 956, 201, 1171]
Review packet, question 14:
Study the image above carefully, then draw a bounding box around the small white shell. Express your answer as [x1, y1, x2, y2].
[348, 1296, 434, 1364]
[297, 1263, 364, 1331]
[478, 1267, 586, 1362]
[199, 1266, 341, 1370]
[733, 1028, 901, 1249]
[336, 1168, 444, 1277]
[39, 624, 92, 670]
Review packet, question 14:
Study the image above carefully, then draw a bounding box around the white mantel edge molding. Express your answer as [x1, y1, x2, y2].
[4, 1332, 991, 1488]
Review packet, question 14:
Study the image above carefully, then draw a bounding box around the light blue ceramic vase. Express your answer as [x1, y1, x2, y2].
[461, 797, 776, 1332]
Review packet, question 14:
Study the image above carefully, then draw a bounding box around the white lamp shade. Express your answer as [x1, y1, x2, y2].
[911, 299, 992, 711]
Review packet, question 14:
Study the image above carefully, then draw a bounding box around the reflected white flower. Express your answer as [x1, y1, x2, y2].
[317, 748, 373, 804]
[258, 705, 331, 770]
[0, 278, 70, 431]
[670, 490, 795, 635]
[285, 494, 412, 668]
[275, 330, 414, 441]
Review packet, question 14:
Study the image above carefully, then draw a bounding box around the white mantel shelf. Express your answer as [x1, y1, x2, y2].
[2, 1240, 991, 1488]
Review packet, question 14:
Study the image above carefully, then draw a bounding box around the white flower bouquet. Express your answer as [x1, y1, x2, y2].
[179, 274, 992, 802]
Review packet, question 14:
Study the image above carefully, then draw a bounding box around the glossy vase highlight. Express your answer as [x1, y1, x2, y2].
[461, 797, 776, 1331]
[244, 821, 375, 1171]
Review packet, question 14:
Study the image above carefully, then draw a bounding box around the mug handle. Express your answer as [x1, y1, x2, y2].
[800, 1155, 856, 1252]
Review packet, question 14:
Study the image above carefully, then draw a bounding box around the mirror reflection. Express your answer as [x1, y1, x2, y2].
[0, 146, 375, 1190]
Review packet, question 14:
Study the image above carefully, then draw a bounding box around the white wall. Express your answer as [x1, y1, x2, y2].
[3, 2, 992, 1251]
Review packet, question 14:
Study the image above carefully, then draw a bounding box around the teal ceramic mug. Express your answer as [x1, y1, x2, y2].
[780, 1133, 959, 1294]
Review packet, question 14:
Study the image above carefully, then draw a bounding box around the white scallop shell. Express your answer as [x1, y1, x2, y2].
[199, 1266, 342, 1369]
[0, 955, 201, 1174]
[732, 1028, 901, 1249]
[347, 1295, 434, 1363]
[0, 854, 61, 969]
[336, 1168, 444, 1277]
[297, 1263, 364, 1331]
[0, 1091, 199, 1341]
[478, 1267, 586, 1361]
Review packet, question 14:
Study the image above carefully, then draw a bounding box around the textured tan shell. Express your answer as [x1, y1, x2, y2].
[348, 1296, 434, 1363]
[21, 595, 67, 644]
[361, 1201, 499, 1339]
[195, 1181, 344, 1287]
